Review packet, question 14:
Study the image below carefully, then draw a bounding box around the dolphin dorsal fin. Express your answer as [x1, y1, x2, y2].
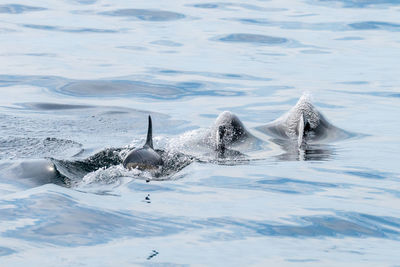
[216, 125, 226, 157]
[145, 115, 153, 149]
[297, 112, 305, 147]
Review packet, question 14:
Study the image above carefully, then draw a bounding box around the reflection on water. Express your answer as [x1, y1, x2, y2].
[273, 139, 336, 161]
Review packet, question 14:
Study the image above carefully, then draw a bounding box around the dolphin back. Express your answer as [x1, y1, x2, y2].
[256, 94, 354, 144]
[123, 115, 164, 170]
[213, 111, 249, 147]
[123, 147, 163, 170]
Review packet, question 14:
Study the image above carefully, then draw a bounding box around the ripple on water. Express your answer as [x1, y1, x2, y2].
[332, 89, 400, 98]
[236, 18, 400, 32]
[235, 18, 346, 31]
[0, 4, 46, 14]
[2, 191, 399, 247]
[0, 193, 195, 246]
[0, 137, 83, 160]
[313, 166, 394, 180]
[337, 81, 369, 84]
[200, 212, 400, 239]
[100, 9, 185, 21]
[150, 40, 183, 47]
[22, 102, 93, 110]
[69, 0, 97, 4]
[192, 3, 221, 8]
[190, 2, 286, 11]
[348, 21, 400, 31]
[154, 68, 272, 81]
[217, 33, 289, 45]
[192, 175, 342, 195]
[58, 80, 182, 98]
[58, 79, 243, 99]
[335, 36, 364, 40]
[21, 24, 118, 33]
[0, 246, 15, 256]
[310, 0, 400, 8]
[0, 74, 244, 99]
[301, 49, 330, 54]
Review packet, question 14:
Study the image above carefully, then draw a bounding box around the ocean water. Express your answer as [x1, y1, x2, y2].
[1, 0, 400, 266]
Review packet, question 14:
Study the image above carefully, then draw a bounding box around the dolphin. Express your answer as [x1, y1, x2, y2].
[208, 111, 259, 158]
[123, 115, 163, 170]
[214, 125, 243, 158]
[256, 94, 352, 147]
[212, 111, 249, 148]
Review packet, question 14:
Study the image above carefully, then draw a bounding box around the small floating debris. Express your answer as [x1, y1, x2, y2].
[147, 250, 159, 260]
[143, 194, 151, 203]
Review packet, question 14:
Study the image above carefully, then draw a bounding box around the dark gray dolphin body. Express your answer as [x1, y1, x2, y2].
[4, 159, 67, 187]
[123, 116, 163, 170]
[256, 95, 352, 147]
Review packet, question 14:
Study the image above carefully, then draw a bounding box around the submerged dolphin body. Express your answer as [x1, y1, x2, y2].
[256, 95, 351, 147]
[123, 116, 163, 170]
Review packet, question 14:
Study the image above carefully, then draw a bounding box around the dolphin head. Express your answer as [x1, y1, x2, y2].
[213, 111, 247, 148]
[210, 111, 250, 157]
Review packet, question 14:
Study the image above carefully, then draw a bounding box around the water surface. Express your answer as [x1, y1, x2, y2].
[1, 0, 400, 265]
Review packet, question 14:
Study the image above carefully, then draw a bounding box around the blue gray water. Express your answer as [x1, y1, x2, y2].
[1, 0, 400, 265]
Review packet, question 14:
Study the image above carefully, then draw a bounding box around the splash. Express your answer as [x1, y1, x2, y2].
[50, 145, 194, 188]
